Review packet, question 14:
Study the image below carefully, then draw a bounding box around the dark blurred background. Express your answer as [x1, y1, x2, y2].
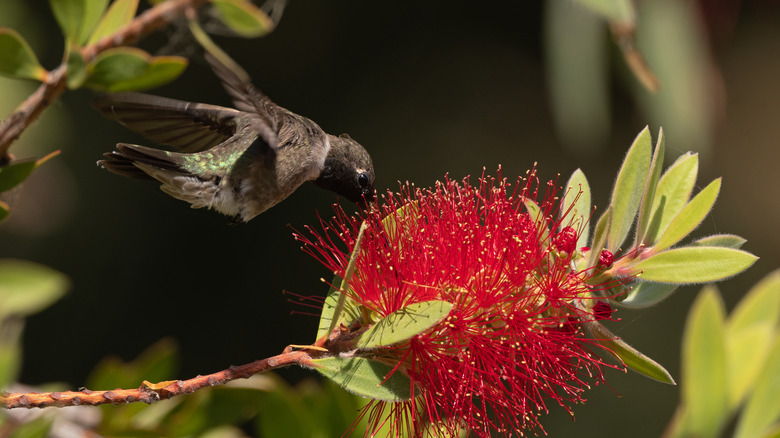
[1, 0, 779, 436]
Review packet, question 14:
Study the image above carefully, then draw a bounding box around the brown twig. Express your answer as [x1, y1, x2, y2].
[1, 348, 316, 409]
[0, 0, 211, 161]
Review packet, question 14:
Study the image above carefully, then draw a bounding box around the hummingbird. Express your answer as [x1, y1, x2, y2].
[95, 53, 375, 223]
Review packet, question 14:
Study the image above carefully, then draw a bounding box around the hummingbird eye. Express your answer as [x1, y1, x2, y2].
[357, 172, 370, 189]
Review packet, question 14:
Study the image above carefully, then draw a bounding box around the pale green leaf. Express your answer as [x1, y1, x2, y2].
[0, 259, 69, 317]
[572, 0, 635, 25]
[619, 280, 678, 308]
[643, 153, 698, 245]
[381, 200, 418, 242]
[212, 0, 274, 38]
[726, 324, 774, 410]
[524, 199, 550, 243]
[725, 270, 780, 409]
[356, 300, 453, 349]
[635, 127, 666, 246]
[681, 286, 728, 437]
[632, 246, 757, 284]
[78, 0, 109, 45]
[728, 269, 780, 335]
[692, 234, 746, 249]
[0, 342, 22, 388]
[652, 178, 721, 253]
[310, 356, 411, 401]
[0, 28, 47, 81]
[608, 126, 652, 251]
[585, 320, 675, 384]
[561, 168, 591, 249]
[0, 200, 9, 222]
[734, 336, 780, 438]
[87, 0, 138, 46]
[49, 0, 85, 45]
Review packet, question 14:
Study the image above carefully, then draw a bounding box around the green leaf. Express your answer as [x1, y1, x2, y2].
[585, 320, 675, 384]
[608, 126, 652, 251]
[84, 47, 187, 91]
[86, 338, 178, 390]
[78, 0, 109, 45]
[381, 200, 418, 241]
[315, 275, 362, 341]
[0, 29, 47, 81]
[0, 328, 22, 387]
[49, 0, 85, 46]
[635, 127, 666, 246]
[310, 356, 411, 402]
[87, 0, 138, 46]
[726, 270, 780, 409]
[524, 199, 550, 243]
[681, 286, 728, 437]
[632, 246, 757, 284]
[561, 168, 591, 249]
[0, 160, 36, 192]
[692, 234, 746, 249]
[652, 178, 721, 253]
[66, 49, 86, 89]
[619, 280, 678, 308]
[643, 153, 698, 245]
[586, 206, 611, 268]
[572, 0, 635, 25]
[212, 0, 274, 38]
[0, 259, 69, 318]
[734, 335, 780, 438]
[355, 300, 453, 349]
[321, 222, 368, 340]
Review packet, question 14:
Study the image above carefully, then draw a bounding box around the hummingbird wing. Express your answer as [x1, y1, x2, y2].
[93, 93, 248, 153]
[204, 53, 280, 133]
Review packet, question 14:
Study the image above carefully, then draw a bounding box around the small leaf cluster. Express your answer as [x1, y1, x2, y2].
[0, 0, 272, 91]
[667, 270, 780, 438]
[0, 152, 58, 222]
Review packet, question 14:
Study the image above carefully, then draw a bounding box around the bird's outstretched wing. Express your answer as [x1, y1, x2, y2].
[93, 93, 242, 153]
[204, 52, 279, 132]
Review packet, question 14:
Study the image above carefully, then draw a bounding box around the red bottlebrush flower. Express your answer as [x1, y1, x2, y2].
[296, 169, 625, 437]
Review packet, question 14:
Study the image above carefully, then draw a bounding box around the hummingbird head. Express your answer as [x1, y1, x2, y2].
[315, 133, 375, 205]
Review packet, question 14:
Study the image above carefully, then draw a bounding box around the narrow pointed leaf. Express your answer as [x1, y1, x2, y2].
[78, 0, 109, 44]
[49, 0, 84, 45]
[323, 222, 367, 339]
[87, 0, 138, 46]
[355, 300, 453, 349]
[0, 160, 36, 192]
[310, 356, 411, 401]
[586, 206, 611, 268]
[619, 280, 678, 308]
[652, 178, 721, 253]
[381, 201, 418, 241]
[632, 246, 757, 284]
[562, 168, 591, 249]
[0, 259, 69, 318]
[682, 286, 728, 437]
[585, 320, 675, 384]
[212, 0, 274, 38]
[692, 234, 746, 249]
[608, 126, 652, 251]
[644, 153, 698, 245]
[524, 199, 550, 243]
[0, 29, 47, 81]
[734, 336, 780, 438]
[635, 127, 665, 246]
